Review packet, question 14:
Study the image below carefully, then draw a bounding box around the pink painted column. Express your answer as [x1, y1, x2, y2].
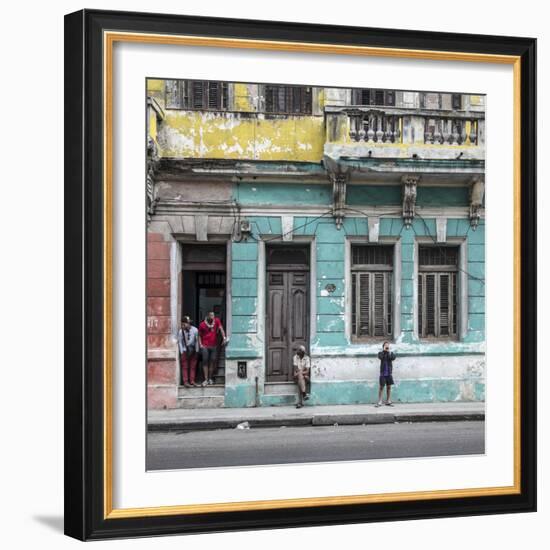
[146, 232, 178, 409]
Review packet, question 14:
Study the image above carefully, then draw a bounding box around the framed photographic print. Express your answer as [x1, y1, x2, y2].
[64, 9, 536, 540]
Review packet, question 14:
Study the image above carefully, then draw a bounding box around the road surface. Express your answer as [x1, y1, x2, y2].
[147, 420, 484, 470]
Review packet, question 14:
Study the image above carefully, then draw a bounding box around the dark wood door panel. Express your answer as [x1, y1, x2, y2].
[267, 264, 309, 382]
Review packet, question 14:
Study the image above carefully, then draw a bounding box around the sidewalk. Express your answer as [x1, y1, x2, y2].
[147, 402, 485, 432]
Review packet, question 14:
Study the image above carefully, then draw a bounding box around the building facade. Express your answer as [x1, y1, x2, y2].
[146, 79, 486, 409]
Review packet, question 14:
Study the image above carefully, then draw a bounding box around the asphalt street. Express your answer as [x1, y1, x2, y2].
[147, 420, 485, 470]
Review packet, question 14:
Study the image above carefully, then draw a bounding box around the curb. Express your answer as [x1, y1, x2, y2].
[148, 411, 485, 432]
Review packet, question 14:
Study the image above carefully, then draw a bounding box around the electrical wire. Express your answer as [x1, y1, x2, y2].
[232, 206, 483, 286]
[415, 212, 485, 285]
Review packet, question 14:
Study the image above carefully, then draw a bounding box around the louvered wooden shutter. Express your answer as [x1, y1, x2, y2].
[353, 271, 393, 338]
[439, 274, 450, 335]
[265, 86, 274, 112]
[419, 272, 457, 337]
[208, 82, 219, 109]
[386, 272, 393, 335]
[192, 81, 204, 109]
[279, 86, 287, 113]
[352, 245, 393, 339]
[373, 273, 385, 336]
[425, 273, 436, 336]
[358, 273, 370, 336]
[222, 82, 228, 109]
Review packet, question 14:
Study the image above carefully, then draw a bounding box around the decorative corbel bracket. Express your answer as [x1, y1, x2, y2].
[402, 174, 420, 228]
[146, 136, 159, 220]
[469, 176, 485, 230]
[324, 155, 350, 230]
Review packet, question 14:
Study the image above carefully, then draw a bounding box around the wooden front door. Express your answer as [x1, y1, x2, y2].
[266, 247, 309, 382]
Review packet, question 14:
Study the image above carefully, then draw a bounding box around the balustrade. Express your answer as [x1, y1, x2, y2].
[349, 112, 401, 143]
[423, 117, 478, 145]
[333, 107, 482, 146]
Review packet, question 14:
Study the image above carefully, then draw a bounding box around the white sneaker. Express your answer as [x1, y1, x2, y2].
[375, 401, 383, 408]
[208, 378, 214, 385]
[201, 380, 208, 387]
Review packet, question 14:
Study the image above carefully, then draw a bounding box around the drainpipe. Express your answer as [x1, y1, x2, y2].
[255, 376, 259, 407]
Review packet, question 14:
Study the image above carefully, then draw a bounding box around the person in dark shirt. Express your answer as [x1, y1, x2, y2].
[375, 341, 396, 407]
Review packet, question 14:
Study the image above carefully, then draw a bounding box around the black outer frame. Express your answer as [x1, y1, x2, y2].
[64, 9, 537, 541]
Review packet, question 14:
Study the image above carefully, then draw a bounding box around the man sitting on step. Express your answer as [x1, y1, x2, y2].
[293, 345, 311, 409]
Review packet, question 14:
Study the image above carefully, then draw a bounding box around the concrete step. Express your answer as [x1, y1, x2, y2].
[264, 382, 298, 396]
[177, 385, 224, 398]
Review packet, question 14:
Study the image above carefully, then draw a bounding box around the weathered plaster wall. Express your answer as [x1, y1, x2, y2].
[234, 182, 472, 208]
[147, 80, 485, 165]
[309, 354, 484, 405]
[146, 232, 178, 409]
[157, 111, 325, 161]
[221, 206, 485, 407]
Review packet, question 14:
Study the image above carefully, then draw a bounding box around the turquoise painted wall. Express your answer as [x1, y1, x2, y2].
[226, 212, 485, 353]
[230, 240, 259, 358]
[235, 182, 471, 208]
[224, 182, 485, 407]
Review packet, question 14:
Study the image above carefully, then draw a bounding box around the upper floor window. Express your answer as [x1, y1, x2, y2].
[165, 80, 229, 110]
[421, 92, 441, 109]
[418, 246, 459, 339]
[264, 85, 312, 114]
[452, 93, 462, 110]
[351, 245, 393, 339]
[421, 92, 463, 110]
[352, 88, 396, 107]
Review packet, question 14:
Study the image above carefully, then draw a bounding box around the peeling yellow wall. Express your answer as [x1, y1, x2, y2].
[158, 110, 325, 162]
[233, 83, 255, 112]
[147, 79, 165, 104]
[148, 109, 158, 141]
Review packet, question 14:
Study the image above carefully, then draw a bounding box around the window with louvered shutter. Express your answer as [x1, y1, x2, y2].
[191, 81, 204, 109]
[264, 85, 312, 114]
[351, 245, 393, 339]
[452, 93, 462, 110]
[418, 246, 458, 338]
[164, 80, 229, 110]
[352, 88, 396, 107]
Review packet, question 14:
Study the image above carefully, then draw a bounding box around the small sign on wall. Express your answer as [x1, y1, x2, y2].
[237, 361, 247, 379]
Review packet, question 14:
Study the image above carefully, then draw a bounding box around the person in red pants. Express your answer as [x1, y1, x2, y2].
[177, 316, 199, 388]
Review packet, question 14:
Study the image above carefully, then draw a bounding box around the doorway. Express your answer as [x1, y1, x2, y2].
[266, 245, 310, 382]
[181, 244, 227, 385]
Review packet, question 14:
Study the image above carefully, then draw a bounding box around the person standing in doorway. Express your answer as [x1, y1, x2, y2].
[198, 311, 227, 387]
[293, 345, 311, 409]
[177, 316, 199, 388]
[376, 341, 396, 407]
